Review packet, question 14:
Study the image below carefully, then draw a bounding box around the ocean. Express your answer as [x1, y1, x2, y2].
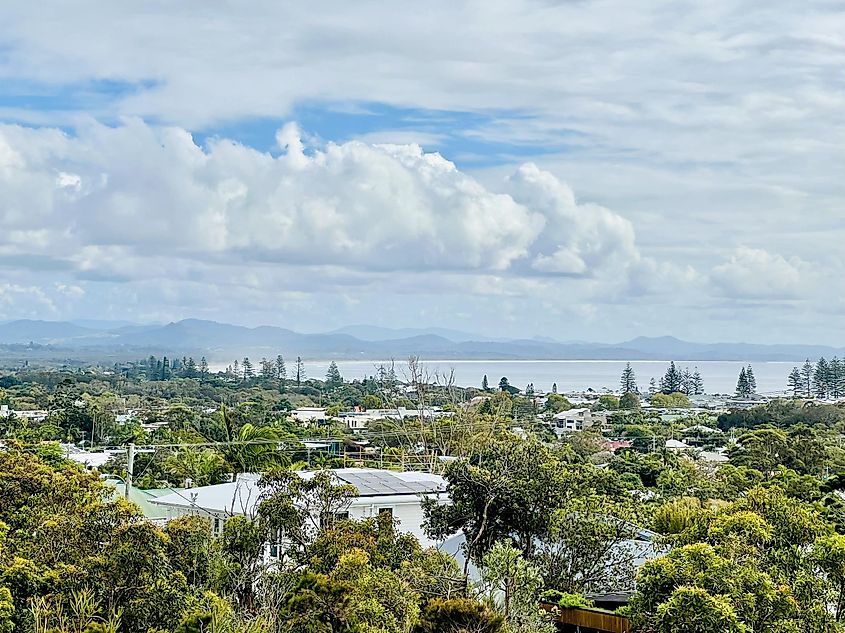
[300, 359, 796, 395]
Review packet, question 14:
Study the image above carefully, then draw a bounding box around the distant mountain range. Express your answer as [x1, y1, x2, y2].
[0, 319, 842, 362]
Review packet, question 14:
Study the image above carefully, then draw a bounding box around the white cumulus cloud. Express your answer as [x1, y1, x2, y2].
[0, 120, 642, 284]
[710, 247, 810, 299]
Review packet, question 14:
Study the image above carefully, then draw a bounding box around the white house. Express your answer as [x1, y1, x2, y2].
[665, 439, 693, 452]
[150, 468, 447, 547]
[338, 407, 447, 432]
[0, 404, 49, 422]
[552, 408, 606, 433]
[291, 407, 329, 424]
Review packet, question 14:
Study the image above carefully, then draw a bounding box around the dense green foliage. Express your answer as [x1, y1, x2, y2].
[4, 361, 845, 632]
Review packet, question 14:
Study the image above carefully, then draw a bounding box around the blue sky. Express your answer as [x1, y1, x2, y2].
[0, 1, 843, 344]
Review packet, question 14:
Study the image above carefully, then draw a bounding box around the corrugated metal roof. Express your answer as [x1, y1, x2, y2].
[150, 468, 446, 514]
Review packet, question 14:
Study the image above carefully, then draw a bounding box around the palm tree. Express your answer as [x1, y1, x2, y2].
[223, 422, 290, 474]
[164, 447, 228, 486]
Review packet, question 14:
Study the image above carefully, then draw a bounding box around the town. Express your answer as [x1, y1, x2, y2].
[2, 355, 845, 632]
[1, 1, 840, 631]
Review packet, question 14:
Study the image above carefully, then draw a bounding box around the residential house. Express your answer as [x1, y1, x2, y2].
[552, 408, 607, 433]
[0, 404, 49, 423]
[150, 468, 448, 548]
[291, 407, 329, 424]
[665, 439, 693, 452]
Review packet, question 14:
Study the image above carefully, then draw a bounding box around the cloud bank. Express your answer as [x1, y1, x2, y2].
[0, 120, 641, 284]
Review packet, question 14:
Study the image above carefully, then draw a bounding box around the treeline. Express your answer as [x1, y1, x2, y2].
[652, 361, 704, 395]
[789, 357, 845, 399]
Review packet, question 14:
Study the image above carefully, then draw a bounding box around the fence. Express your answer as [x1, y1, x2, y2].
[542, 604, 631, 633]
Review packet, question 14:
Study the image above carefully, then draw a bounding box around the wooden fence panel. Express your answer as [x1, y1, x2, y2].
[542, 604, 631, 633]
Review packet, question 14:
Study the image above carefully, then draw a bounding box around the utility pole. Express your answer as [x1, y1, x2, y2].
[125, 442, 135, 499]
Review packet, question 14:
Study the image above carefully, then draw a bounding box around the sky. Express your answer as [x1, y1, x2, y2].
[0, 1, 843, 344]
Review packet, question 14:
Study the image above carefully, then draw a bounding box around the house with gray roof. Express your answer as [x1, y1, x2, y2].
[150, 468, 448, 547]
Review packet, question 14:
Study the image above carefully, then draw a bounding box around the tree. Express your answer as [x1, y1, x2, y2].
[325, 362, 343, 388]
[650, 392, 691, 408]
[480, 541, 543, 620]
[544, 394, 572, 413]
[680, 367, 693, 395]
[534, 496, 640, 594]
[0, 587, 11, 633]
[649, 377, 657, 395]
[735, 367, 750, 397]
[660, 362, 683, 393]
[479, 541, 554, 632]
[164, 448, 228, 487]
[815, 357, 831, 399]
[655, 587, 744, 633]
[415, 598, 504, 633]
[164, 516, 215, 587]
[788, 367, 802, 397]
[423, 434, 624, 566]
[627, 543, 796, 633]
[629, 486, 836, 632]
[242, 357, 254, 380]
[728, 428, 792, 476]
[620, 363, 637, 394]
[596, 394, 619, 411]
[260, 357, 276, 380]
[801, 359, 814, 398]
[690, 368, 704, 395]
[277, 354, 287, 382]
[295, 357, 306, 386]
[0, 448, 194, 633]
[552, 382, 557, 394]
[812, 534, 845, 622]
[620, 391, 640, 410]
[482, 375, 489, 391]
[745, 365, 757, 394]
[223, 422, 287, 474]
[258, 470, 357, 562]
[831, 357, 844, 398]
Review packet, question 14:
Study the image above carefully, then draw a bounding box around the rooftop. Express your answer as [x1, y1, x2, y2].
[150, 468, 447, 515]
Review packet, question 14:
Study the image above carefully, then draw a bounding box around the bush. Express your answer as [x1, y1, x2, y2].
[620, 392, 641, 410]
[650, 392, 691, 408]
[414, 598, 504, 633]
[539, 590, 593, 609]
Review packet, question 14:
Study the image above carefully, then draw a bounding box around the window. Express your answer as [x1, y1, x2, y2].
[320, 511, 350, 528]
[213, 517, 221, 535]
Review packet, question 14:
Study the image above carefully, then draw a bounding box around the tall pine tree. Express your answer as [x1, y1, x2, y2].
[660, 361, 683, 393]
[831, 357, 845, 398]
[242, 357, 254, 380]
[735, 367, 750, 397]
[325, 361, 343, 387]
[620, 363, 637, 394]
[801, 359, 814, 398]
[787, 367, 802, 397]
[691, 368, 704, 395]
[745, 364, 757, 394]
[814, 357, 831, 398]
